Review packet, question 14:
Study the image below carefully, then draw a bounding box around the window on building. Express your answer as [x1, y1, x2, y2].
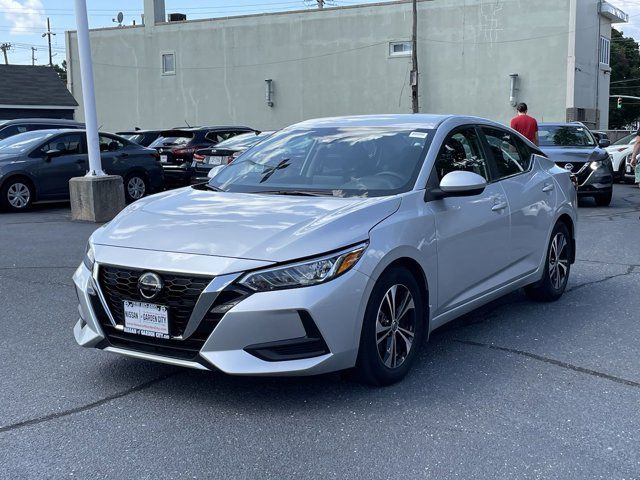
[389, 41, 412, 57]
[161, 52, 176, 75]
[599, 36, 610, 65]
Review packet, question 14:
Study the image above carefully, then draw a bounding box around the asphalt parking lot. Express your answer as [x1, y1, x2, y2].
[1, 186, 640, 480]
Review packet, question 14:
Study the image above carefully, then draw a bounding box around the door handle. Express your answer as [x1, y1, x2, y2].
[491, 201, 508, 212]
[542, 183, 555, 192]
[118, 152, 129, 158]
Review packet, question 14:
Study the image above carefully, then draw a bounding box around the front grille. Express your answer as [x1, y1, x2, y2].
[556, 162, 591, 185]
[93, 269, 250, 361]
[98, 266, 212, 337]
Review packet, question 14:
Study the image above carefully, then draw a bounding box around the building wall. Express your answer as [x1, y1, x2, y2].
[67, 0, 605, 132]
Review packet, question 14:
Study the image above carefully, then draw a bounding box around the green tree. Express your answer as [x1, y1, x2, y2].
[609, 29, 640, 128]
[53, 60, 67, 84]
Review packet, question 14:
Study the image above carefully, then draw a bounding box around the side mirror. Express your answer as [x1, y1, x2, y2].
[598, 139, 611, 148]
[431, 171, 487, 199]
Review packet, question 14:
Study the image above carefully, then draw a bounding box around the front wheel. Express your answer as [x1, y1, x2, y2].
[524, 222, 572, 302]
[1, 178, 34, 211]
[355, 266, 425, 386]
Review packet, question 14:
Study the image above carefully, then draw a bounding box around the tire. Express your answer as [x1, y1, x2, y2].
[1, 177, 34, 212]
[524, 222, 572, 302]
[594, 190, 612, 207]
[617, 162, 626, 184]
[124, 173, 148, 203]
[355, 266, 425, 386]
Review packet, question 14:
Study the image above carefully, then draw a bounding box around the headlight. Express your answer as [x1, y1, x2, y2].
[83, 243, 95, 271]
[238, 243, 368, 292]
[590, 160, 604, 170]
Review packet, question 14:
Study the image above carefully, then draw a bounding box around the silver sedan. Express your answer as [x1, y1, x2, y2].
[73, 115, 577, 385]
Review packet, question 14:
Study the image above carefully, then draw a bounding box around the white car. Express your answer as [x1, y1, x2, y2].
[605, 133, 636, 182]
[73, 115, 578, 385]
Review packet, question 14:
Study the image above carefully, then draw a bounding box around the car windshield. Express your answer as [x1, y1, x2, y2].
[121, 133, 146, 144]
[215, 132, 271, 150]
[207, 127, 432, 197]
[538, 126, 596, 147]
[149, 134, 192, 148]
[0, 130, 53, 154]
[613, 133, 636, 146]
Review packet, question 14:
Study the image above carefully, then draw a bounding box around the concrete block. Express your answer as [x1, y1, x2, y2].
[69, 175, 126, 223]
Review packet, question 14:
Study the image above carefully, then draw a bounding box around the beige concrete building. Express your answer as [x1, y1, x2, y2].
[65, 0, 628, 132]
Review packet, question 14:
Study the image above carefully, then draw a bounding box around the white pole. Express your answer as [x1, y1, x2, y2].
[73, 0, 104, 176]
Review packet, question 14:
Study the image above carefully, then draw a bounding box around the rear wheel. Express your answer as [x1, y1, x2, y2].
[355, 266, 425, 386]
[524, 222, 572, 302]
[1, 177, 34, 212]
[124, 173, 148, 203]
[594, 190, 612, 207]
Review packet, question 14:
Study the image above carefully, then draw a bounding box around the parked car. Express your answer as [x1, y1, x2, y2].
[148, 126, 256, 188]
[73, 114, 577, 385]
[0, 118, 83, 140]
[191, 130, 275, 183]
[116, 129, 164, 147]
[538, 122, 613, 206]
[605, 132, 636, 182]
[0, 129, 163, 210]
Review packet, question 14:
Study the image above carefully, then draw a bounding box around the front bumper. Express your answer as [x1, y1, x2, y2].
[73, 256, 370, 376]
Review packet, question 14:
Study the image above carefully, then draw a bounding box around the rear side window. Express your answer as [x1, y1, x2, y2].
[482, 127, 532, 178]
[149, 134, 192, 148]
[98, 134, 126, 152]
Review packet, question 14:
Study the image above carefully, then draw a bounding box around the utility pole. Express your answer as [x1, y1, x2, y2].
[42, 17, 56, 66]
[317, 0, 324, 8]
[0, 43, 10, 65]
[31, 47, 37, 65]
[411, 0, 419, 113]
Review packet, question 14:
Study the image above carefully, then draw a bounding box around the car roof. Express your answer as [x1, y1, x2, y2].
[0, 118, 83, 126]
[538, 122, 586, 127]
[289, 114, 511, 130]
[116, 129, 163, 134]
[162, 126, 254, 133]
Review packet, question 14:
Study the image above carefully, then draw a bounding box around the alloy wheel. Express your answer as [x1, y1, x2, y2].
[127, 177, 146, 200]
[376, 284, 416, 369]
[548, 232, 569, 290]
[7, 182, 30, 209]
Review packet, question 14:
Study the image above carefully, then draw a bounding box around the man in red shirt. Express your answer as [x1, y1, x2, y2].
[510, 102, 539, 145]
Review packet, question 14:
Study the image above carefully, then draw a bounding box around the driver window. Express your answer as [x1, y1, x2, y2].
[39, 134, 82, 156]
[435, 128, 489, 181]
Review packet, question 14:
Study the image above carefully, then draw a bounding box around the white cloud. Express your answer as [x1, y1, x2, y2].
[0, 0, 45, 35]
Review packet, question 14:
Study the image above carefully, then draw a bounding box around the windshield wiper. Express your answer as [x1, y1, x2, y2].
[255, 190, 335, 197]
[203, 184, 225, 192]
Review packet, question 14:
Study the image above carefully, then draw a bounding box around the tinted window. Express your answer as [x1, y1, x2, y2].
[435, 128, 489, 181]
[209, 127, 432, 197]
[214, 132, 264, 149]
[98, 134, 125, 152]
[39, 133, 83, 156]
[483, 127, 532, 177]
[538, 126, 596, 147]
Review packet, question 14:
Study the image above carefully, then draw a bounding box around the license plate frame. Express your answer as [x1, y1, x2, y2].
[123, 300, 169, 338]
[160, 154, 168, 163]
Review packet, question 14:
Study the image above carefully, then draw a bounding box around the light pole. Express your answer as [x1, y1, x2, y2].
[69, 0, 125, 222]
[73, 0, 104, 176]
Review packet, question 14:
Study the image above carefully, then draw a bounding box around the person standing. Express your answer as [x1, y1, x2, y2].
[629, 127, 640, 187]
[510, 102, 539, 145]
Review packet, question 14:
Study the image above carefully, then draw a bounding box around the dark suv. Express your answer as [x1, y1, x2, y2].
[148, 126, 255, 188]
[538, 123, 613, 206]
[0, 118, 84, 140]
[116, 130, 164, 147]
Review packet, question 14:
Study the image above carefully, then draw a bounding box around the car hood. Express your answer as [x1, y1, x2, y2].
[539, 146, 605, 164]
[93, 188, 401, 262]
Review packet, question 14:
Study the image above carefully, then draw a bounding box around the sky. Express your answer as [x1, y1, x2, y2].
[0, 0, 639, 66]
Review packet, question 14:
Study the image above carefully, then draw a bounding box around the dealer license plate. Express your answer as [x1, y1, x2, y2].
[160, 154, 168, 163]
[626, 164, 632, 174]
[123, 300, 169, 338]
[205, 155, 223, 165]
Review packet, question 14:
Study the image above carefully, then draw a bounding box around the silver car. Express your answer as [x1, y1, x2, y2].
[73, 115, 577, 385]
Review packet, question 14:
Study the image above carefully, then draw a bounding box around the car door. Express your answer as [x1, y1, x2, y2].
[34, 132, 87, 198]
[429, 126, 511, 314]
[481, 126, 556, 276]
[97, 134, 128, 175]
